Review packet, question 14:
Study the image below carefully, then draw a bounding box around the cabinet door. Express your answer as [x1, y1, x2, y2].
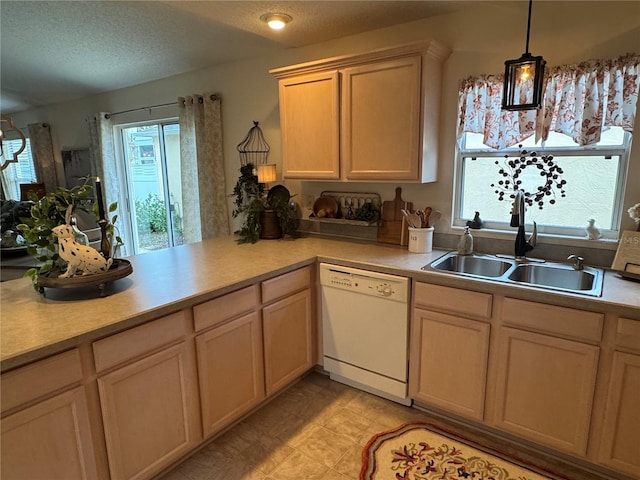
[196, 312, 265, 437]
[279, 71, 340, 179]
[263, 289, 313, 395]
[410, 309, 490, 420]
[598, 352, 640, 476]
[493, 327, 599, 455]
[342, 56, 421, 181]
[1, 386, 99, 480]
[98, 342, 200, 480]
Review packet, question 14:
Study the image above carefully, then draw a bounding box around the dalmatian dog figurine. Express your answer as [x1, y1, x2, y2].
[52, 224, 113, 278]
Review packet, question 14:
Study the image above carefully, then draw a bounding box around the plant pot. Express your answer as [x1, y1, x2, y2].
[259, 209, 282, 239]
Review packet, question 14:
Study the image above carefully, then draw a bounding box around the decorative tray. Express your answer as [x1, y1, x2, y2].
[1, 245, 29, 256]
[36, 259, 133, 297]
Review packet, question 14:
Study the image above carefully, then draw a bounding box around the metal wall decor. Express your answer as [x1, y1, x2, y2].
[236, 121, 270, 166]
[0, 115, 27, 171]
[502, 0, 546, 110]
[489, 146, 567, 209]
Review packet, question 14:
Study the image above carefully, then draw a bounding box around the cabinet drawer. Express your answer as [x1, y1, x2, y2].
[93, 311, 188, 373]
[1, 349, 83, 413]
[262, 266, 312, 304]
[502, 298, 603, 343]
[616, 317, 640, 353]
[193, 285, 259, 332]
[413, 282, 492, 319]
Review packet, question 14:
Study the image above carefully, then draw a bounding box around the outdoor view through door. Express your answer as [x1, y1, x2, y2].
[120, 122, 183, 254]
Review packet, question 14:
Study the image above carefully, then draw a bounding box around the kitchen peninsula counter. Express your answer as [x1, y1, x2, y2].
[2, 235, 639, 372]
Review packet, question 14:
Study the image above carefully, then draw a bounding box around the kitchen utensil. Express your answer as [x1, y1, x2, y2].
[427, 210, 442, 227]
[313, 195, 340, 218]
[402, 209, 421, 229]
[266, 184, 290, 206]
[422, 207, 432, 228]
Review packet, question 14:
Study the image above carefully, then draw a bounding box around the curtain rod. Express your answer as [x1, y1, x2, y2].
[105, 102, 178, 119]
[105, 94, 220, 119]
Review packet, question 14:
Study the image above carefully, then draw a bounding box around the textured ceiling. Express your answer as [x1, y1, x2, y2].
[0, 1, 469, 114]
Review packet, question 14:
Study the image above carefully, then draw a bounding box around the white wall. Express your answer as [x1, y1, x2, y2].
[10, 1, 640, 238]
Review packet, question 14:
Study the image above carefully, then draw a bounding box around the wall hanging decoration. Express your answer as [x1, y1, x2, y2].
[0, 115, 26, 171]
[488, 146, 566, 209]
[232, 121, 298, 243]
[236, 120, 270, 167]
[502, 0, 546, 110]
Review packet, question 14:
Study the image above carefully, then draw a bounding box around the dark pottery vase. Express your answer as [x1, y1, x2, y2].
[259, 210, 282, 239]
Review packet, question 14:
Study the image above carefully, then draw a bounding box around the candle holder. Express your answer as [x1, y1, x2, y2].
[98, 219, 111, 259]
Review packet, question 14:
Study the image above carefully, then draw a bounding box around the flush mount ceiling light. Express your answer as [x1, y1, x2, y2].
[260, 13, 292, 31]
[502, 0, 546, 111]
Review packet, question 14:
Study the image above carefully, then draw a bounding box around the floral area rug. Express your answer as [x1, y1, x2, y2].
[360, 422, 551, 480]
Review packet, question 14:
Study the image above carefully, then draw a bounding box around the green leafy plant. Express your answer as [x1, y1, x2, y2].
[231, 163, 264, 218]
[231, 163, 299, 244]
[17, 178, 122, 290]
[135, 193, 168, 234]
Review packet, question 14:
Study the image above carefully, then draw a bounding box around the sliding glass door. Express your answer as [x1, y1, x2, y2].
[119, 122, 183, 254]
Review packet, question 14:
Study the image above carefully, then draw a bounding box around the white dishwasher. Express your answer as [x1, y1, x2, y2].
[320, 263, 411, 405]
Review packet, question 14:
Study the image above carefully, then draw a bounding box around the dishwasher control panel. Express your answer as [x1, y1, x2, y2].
[319, 263, 409, 302]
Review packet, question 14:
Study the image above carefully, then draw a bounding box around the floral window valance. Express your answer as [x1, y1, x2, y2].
[457, 54, 640, 150]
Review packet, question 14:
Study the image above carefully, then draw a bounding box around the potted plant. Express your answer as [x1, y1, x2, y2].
[231, 163, 299, 244]
[16, 178, 122, 290]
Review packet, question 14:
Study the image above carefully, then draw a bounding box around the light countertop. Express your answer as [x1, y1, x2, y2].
[2, 235, 639, 372]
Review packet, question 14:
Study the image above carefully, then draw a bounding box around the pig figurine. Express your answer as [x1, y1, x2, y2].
[52, 224, 113, 278]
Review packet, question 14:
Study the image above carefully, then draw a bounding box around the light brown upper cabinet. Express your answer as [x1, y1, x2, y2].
[270, 41, 451, 182]
[277, 71, 340, 180]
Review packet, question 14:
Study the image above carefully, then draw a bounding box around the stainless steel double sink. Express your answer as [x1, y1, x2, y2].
[424, 252, 604, 296]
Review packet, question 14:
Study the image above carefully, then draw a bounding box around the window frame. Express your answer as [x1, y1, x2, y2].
[453, 131, 632, 241]
[113, 118, 181, 255]
[1, 137, 37, 200]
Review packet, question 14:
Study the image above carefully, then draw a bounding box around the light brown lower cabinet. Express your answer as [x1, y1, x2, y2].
[410, 282, 492, 421]
[493, 327, 599, 455]
[410, 308, 490, 420]
[263, 288, 313, 395]
[97, 341, 200, 480]
[196, 311, 265, 437]
[91, 312, 200, 480]
[598, 351, 640, 476]
[1, 386, 99, 479]
[1, 348, 102, 479]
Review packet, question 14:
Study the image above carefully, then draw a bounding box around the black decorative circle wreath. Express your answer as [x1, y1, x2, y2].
[488, 147, 567, 210]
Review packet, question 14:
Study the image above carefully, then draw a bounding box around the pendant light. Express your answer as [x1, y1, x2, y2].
[502, 0, 546, 111]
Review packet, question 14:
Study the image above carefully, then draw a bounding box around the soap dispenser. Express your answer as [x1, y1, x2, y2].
[457, 226, 473, 255]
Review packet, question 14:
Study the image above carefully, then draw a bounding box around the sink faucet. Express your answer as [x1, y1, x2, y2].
[567, 254, 584, 270]
[510, 190, 537, 259]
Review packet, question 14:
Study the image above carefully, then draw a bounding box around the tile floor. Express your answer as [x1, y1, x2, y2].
[160, 371, 430, 480]
[158, 371, 564, 480]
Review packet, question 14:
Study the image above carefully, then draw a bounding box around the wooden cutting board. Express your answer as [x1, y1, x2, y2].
[377, 187, 412, 245]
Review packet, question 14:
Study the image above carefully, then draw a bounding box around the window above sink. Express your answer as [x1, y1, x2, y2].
[454, 128, 631, 242]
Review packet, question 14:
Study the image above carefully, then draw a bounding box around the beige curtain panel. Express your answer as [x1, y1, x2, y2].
[27, 122, 57, 193]
[178, 94, 230, 243]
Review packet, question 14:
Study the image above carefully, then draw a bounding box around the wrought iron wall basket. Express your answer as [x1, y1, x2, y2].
[237, 121, 270, 166]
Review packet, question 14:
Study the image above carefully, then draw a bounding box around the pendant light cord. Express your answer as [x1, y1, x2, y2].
[525, 0, 533, 54]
